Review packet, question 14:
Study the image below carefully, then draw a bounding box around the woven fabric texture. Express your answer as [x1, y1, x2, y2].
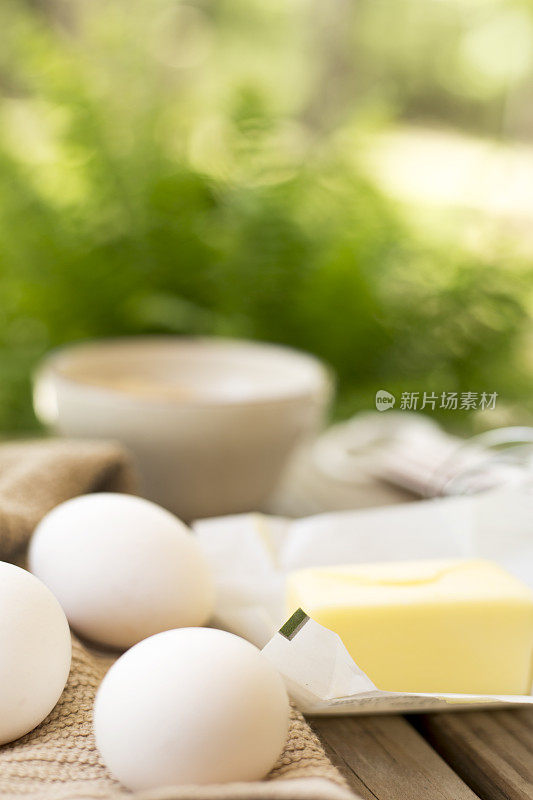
[0, 439, 353, 800]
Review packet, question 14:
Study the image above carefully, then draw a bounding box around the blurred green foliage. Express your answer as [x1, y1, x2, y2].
[0, 0, 531, 432]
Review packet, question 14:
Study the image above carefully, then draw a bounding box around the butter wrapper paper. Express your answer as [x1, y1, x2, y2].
[193, 489, 533, 715]
[262, 609, 533, 715]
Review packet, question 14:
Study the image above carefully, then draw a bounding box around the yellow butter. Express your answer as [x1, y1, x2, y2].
[286, 559, 533, 695]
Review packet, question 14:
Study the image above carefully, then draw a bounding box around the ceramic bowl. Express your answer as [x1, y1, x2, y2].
[34, 337, 332, 519]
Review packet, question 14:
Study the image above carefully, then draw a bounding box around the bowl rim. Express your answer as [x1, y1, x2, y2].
[34, 336, 334, 411]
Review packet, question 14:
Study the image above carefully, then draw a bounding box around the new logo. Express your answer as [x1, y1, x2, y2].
[375, 390, 396, 411]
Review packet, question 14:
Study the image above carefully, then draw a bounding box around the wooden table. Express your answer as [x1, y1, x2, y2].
[311, 707, 533, 800]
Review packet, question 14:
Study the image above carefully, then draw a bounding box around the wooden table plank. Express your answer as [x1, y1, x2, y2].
[311, 715, 480, 800]
[414, 708, 533, 800]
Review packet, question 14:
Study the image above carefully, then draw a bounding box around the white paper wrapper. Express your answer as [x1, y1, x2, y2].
[262, 610, 533, 715]
[193, 488, 533, 714]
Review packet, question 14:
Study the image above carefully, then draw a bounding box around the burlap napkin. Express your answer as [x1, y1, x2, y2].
[0, 439, 353, 800]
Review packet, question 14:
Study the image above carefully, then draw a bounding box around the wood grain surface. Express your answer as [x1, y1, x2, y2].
[311, 715, 480, 800]
[414, 708, 533, 800]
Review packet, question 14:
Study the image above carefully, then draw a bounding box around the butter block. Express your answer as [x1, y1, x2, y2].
[286, 560, 533, 694]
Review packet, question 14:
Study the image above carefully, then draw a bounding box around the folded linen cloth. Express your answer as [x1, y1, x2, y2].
[0, 439, 352, 800]
[0, 439, 138, 559]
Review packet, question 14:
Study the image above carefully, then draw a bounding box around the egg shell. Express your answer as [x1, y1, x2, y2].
[0, 561, 71, 745]
[29, 493, 214, 649]
[93, 627, 290, 790]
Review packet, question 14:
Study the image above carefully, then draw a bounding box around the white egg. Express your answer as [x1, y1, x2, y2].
[0, 561, 71, 745]
[93, 627, 289, 790]
[29, 493, 214, 649]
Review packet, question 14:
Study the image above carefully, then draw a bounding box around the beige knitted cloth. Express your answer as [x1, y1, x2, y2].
[0, 439, 353, 800]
